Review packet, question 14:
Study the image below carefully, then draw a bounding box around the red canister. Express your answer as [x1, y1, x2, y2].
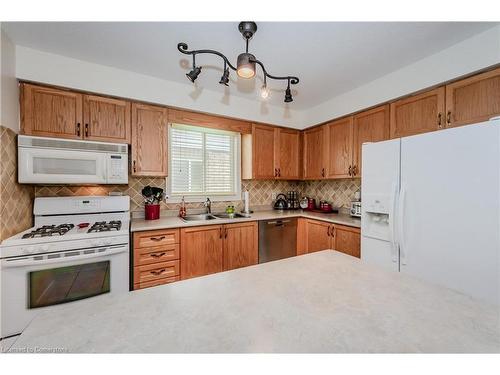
[145, 204, 160, 220]
[307, 198, 316, 210]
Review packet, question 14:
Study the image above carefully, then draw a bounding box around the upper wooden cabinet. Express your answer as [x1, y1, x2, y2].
[325, 117, 353, 179]
[21, 83, 131, 143]
[252, 124, 276, 179]
[445, 67, 500, 128]
[352, 105, 390, 177]
[246, 124, 300, 180]
[303, 125, 327, 179]
[223, 222, 258, 271]
[131, 103, 168, 177]
[390, 87, 445, 138]
[275, 128, 301, 179]
[332, 224, 361, 258]
[83, 95, 131, 143]
[21, 83, 83, 140]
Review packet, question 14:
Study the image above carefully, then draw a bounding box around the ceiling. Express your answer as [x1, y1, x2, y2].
[3, 22, 498, 110]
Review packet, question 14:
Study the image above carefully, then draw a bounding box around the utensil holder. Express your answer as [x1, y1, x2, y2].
[145, 204, 160, 220]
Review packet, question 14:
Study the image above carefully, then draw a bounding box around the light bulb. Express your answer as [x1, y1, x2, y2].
[260, 84, 270, 99]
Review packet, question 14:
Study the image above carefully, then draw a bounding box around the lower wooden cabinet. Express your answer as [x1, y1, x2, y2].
[297, 218, 360, 258]
[332, 224, 361, 258]
[132, 228, 180, 290]
[223, 221, 258, 271]
[181, 222, 258, 280]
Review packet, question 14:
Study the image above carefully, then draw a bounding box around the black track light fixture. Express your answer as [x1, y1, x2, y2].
[219, 62, 230, 86]
[178, 22, 299, 102]
[284, 80, 293, 103]
[186, 55, 202, 83]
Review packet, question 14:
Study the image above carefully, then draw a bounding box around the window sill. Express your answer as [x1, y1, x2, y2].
[165, 194, 242, 204]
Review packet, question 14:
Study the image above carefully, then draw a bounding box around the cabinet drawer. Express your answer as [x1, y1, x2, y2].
[134, 244, 180, 266]
[133, 276, 180, 290]
[134, 229, 179, 248]
[133, 260, 180, 284]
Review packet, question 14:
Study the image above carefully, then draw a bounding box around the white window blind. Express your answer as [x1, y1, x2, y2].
[169, 123, 239, 197]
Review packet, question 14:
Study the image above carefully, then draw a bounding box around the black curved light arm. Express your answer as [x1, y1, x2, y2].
[177, 42, 299, 85]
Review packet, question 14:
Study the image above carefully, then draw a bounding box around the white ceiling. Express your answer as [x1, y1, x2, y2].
[3, 22, 498, 110]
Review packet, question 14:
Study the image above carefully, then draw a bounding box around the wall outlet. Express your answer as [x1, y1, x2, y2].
[271, 192, 277, 200]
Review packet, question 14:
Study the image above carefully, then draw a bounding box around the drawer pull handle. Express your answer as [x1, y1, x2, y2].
[150, 252, 166, 258]
[150, 269, 166, 276]
[150, 236, 165, 241]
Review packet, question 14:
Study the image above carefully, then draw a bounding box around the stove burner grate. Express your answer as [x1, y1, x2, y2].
[22, 224, 75, 239]
[88, 220, 122, 233]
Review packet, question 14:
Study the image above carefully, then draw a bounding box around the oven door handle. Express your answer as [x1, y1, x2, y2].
[1, 245, 128, 268]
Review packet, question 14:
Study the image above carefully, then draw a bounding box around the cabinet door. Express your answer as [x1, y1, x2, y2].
[352, 105, 390, 177]
[223, 222, 258, 271]
[252, 124, 276, 179]
[303, 126, 327, 179]
[83, 95, 131, 143]
[21, 83, 83, 139]
[180, 225, 223, 280]
[305, 219, 332, 253]
[333, 224, 361, 258]
[131, 103, 168, 176]
[390, 87, 445, 138]
[445, 67, 500, 128]
[326, 117, 354, 179]
[275, 128, 300, 179]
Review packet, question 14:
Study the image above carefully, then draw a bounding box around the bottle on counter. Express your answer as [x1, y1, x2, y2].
[179, 196, 187, 218]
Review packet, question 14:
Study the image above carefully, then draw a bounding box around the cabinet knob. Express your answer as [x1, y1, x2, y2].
[446, 111, 452, 126]
[321, 168, 325, 177]
[437, 112, 443, 128]
[327, 226, 331, 237]
[348, 165, 352, 176]
[84, 123, 89, 137]
[76, 123, 81, 137]
[133, 160, 137, 173]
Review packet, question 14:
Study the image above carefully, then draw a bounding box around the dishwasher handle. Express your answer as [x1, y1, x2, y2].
[266, 220, 291, 226]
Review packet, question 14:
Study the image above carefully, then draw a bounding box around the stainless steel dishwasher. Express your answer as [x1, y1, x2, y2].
[258, 218, 297, 263]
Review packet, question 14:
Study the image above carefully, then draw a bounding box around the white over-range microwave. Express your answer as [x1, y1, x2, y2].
[18, 135, 128, 184]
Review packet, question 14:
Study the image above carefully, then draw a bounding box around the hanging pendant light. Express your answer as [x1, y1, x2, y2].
[178, 22, 299, 102]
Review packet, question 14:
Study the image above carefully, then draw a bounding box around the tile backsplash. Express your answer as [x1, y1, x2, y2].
[33, 178, 360, 212]
[0, 126, 34, 241]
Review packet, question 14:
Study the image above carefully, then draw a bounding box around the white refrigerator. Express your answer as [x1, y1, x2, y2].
[361, 119, 500, 305]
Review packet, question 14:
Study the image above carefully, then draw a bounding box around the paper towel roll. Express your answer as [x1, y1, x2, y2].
[243, 190, 249, 213]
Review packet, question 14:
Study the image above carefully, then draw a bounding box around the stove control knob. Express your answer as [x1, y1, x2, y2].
[41, 245, 49, 252]
[104, 239, 111, 246]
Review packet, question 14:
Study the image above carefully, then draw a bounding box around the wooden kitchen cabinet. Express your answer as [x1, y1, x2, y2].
[390, 87, 445, 138]
[297, 219, 360, 258]
[275, 128, 301, 179]
[181, 225, 223, 280]
[83, 95, 131, 143]
[332, 224, 361, 258]
[181, 222, 258, 279]
[325, 117, 354, 179]
[352, 105, 390, 177]
[445, 67, 500, 128]
[303, 125, 327, 179]
[223, 222, 258, 271]
[131, 103, 168, 177]
[252, 124, 276, 179]
[21, 83, 83, 139]
[133, 228, 181, 290]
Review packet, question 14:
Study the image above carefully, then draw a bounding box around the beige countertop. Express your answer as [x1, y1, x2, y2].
[130, 209, 361, 232]
[8, 251, 499, 353]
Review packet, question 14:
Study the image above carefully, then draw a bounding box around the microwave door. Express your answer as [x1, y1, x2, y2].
[19, 148, 107, 184]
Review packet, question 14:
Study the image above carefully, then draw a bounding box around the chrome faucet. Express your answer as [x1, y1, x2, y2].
[204, 197, 212, 214]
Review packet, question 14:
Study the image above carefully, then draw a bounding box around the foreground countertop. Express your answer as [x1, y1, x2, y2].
[131, 209, 361, 232]
[9, 251, 499, 353]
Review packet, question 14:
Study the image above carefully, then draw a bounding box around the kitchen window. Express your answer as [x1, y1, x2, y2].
[166, 123, 241, 202]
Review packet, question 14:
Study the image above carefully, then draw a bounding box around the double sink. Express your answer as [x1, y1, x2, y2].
[181, 212, 250, 222]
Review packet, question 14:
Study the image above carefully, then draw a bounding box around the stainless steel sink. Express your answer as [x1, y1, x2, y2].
[181, 214, 217, 222]
[212, 212, 248, 219]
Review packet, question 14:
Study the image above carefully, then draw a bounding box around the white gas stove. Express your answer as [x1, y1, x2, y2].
[1, 196, 130, 338]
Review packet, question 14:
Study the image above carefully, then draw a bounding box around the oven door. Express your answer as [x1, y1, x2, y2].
[1, 244, 129, 338]
[18, 146, 108, 184]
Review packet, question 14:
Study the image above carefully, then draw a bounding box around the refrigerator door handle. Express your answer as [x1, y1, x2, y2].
[389, 181, 399, 263]
[398, 185, 407, 265]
